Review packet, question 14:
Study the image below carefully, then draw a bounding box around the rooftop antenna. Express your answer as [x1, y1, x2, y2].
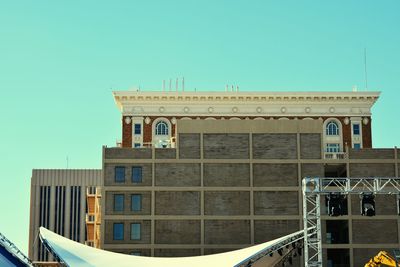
[225, 85, 228, 92]
[182, 77, 185, 91]
[231, 85, 234, 92]
[176, 78, 178, 91]
[169, 79, 172, 91]
[364, 48, 368, 90]
[163, 80, 166, 92]
[66, 156, 69, 169]
[236, 85, 239, 92]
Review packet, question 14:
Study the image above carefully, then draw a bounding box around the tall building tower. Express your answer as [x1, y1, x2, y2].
[102, 90, 400, 266]
[28, 169, 101, 263]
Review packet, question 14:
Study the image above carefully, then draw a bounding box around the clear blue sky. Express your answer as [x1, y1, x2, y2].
[0, 1, 399, 254]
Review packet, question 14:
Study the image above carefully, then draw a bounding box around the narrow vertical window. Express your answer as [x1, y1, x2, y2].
[134, 124, 141, 135]
[353, 124, 360, 135]
[131, 194, 142, 212]
[114, 194, 124, 212]
[130, 223, 141, 240]
[113, 223, 124, 240]
[115, 166, 125, 183]
[132, 167, 142, 183]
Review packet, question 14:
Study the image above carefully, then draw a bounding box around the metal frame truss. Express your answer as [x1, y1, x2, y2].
[302, 177, 400, 267]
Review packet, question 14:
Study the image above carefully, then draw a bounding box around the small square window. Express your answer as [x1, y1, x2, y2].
[114, 194, 124, 212]
[130, 223, 141, 240]
[115, 167, 125, 183]
[113, 223, 124, 240]
[353, 124, 360, 135]
[354, 143, 361, 150]
[132, 167, 142, 183]
[131, 194, 142, 212]
[134, 143, 141, 148]
[134, 124, 141, 135]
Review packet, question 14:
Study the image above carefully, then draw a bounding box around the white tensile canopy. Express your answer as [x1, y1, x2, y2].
[39, 227, 303, 267]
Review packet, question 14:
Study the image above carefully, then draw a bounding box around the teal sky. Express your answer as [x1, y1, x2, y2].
[1, 1, 399, 254]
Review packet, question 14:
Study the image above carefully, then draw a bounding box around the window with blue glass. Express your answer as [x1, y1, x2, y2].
[326, 121, 339, 136]
[155, 121, 169, 135]
[353, 124, 360, 135]
[115, 166, 125, 183]
[131, 194, 142, 212]
[134, 143, 141, 148]
[326, 143, 340, 153]
[354, 143, 361, 149]
[132, 167, 142, 183]
[114, 194, 124, 212]
[113, 223, 124, 240]
[130, 223, 141, 240]
[134, 124, 141, 135]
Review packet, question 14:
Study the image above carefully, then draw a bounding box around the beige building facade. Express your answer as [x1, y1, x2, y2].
[28, 90, 400, 266]
[29, 169, 102, 262]
[101, 90, 399, 266]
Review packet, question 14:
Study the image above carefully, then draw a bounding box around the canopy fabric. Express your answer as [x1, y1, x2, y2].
[39, 227, 303, 267]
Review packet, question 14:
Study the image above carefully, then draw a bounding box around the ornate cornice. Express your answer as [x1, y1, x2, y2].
[113, 91, 380, 117]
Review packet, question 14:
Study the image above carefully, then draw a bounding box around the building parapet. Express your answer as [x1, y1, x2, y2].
[113, 91, 380, 117]
[348, 148, 397, 159]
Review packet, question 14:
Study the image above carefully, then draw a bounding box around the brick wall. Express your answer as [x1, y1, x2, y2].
[155, 220, 200, 244]
[363, 117, 372, 148]
[121, 116, 371, 148]
[155, 191, 200, 215]
[122, 116, 132, 148]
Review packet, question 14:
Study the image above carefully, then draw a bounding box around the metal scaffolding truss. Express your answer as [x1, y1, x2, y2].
[302, 177, 400, 267]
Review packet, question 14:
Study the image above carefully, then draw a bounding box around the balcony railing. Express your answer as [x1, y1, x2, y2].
[116, 137, 177, 148]
[324, 152, 347, 160]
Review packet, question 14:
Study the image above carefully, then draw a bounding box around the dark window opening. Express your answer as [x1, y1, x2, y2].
[115, 166, 125, 183]
[327, 249, 350, 267]
[134, 124, 141, 135]
[114, 194, 124, 212]
[353, 124, 360, 135]
[113, 223, 124, 240]
[132, 167, 142, 183]
[325, 220, 349, 244]
[131, 194, 142, 212]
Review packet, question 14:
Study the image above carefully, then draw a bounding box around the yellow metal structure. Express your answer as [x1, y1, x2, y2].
[364, 251, 399, 267]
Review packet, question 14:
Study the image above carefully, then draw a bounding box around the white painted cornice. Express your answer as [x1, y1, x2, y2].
[113, 91, 380, 117]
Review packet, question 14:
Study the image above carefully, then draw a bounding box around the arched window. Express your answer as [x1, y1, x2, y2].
[326, 121, 339, 136]
[155, 121, 169, 135]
